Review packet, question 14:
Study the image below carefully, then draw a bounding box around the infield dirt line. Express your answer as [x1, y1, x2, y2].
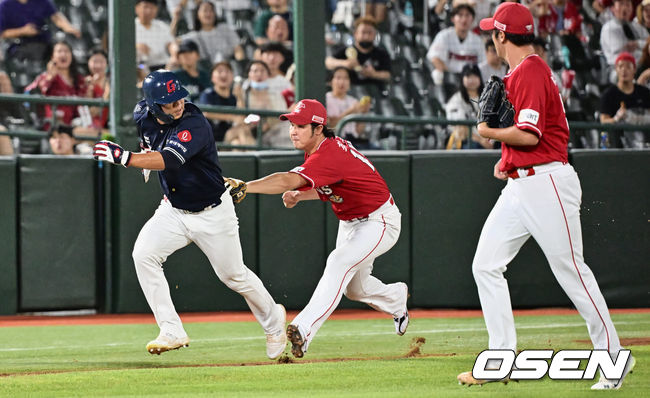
[1, 308, 648, 328]
[0, 349, 454, 378]
[1, 320, 648, 352]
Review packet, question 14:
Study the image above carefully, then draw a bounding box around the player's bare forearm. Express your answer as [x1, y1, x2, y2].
[477, 122, 539, 146]
[128, 151, 165, 170]
[282, 189, 318, 208]
[247, 172, 307, 194]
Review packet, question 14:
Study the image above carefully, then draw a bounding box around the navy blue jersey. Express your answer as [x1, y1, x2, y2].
[133, 99, 226, 212]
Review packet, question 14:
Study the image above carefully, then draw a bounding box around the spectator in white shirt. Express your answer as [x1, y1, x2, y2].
[426, 4, 486, 84]
[600, 0, 649, 70]
[178, 0, 244, 63]
[135, 0, 174, 70]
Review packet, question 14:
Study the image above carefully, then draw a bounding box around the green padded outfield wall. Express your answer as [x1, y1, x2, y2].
[329, 152, 412, 309]
[0, 157, 17, 314]
[112, 153, 258, 313]
[256, 153, 328, 309]
[410, 151, 568, 308]
[571, 150, 649, 308]
[18, 156, 97, 310]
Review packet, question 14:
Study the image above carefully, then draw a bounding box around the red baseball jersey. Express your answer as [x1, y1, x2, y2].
[500, 54, 570, 172]
[289, 137, 391, 220]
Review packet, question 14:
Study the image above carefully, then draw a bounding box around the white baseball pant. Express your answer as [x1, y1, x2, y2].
[292, 198, 408, 351]
[472, 162, 622, 354]
[132, 190, 282, 338]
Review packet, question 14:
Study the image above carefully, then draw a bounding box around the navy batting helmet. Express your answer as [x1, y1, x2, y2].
[142, 70, 189, 123]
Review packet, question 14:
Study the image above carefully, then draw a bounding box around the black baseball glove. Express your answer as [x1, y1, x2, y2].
[477, 75, 515, 128]
[224, 177, 247, 204]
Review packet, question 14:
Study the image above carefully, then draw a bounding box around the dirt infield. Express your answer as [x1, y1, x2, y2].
[1, 308, 648, 328]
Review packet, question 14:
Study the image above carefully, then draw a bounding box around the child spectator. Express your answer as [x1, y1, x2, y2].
[199, 61, 243, 142]
[173, 39, 212, 102]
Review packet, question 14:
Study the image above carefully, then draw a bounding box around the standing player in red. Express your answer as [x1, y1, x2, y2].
[456, 3, 633, 389]
[241, 99, 409, 358]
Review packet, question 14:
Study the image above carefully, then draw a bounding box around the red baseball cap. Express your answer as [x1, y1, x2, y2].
[280, 99, 327, 125]
[479, 3, 534, 35]
[615, 52, 636, 68]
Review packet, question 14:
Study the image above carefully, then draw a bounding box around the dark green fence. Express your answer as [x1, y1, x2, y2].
[0, 150, 648, 314]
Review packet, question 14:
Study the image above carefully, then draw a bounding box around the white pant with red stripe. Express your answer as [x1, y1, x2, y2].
[291, 198, 408, 351]
[132, 190, 282, 339]
[473, 163, 622, 354]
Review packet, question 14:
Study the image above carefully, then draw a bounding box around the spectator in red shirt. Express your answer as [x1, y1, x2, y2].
[24, 40, 85, 130]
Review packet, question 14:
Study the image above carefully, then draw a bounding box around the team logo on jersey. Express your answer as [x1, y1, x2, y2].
[290, 166, 305, 173]
[177, 130, 192, 142]
[518, 109, 539, 125]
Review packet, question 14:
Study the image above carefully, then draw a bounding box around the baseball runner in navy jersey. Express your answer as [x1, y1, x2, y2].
[93, 70, 287, 359]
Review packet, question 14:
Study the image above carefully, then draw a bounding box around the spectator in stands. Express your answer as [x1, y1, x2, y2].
[426, 4, 485, 85]
[599, 52, 650, 146]
[325, 16, 391, 87]
[178, 0, 244, 63]
[264, 14, 293, 49]
[444, 64, 493, 149]
[135, 0, 175, 70]
[326, 66, 372, 147]
[0, 125, 13, 155]
[478, 41, 507, 82]
[228, 60, 288, 147]
[281, 63, 296, 108]
[637, 0, 650, 33]
[637, 37, 650, 82]
[199, 61, 243, 142]
[0, 0, 81, 61]
[24, 40, 85, 130]
[173, 39, 212, 102]
[254, 0, 293, 46]
[48, 124, 73, 155]
[0, 70, 12, 93]
[168, 0, 200, 34]
[81, 48, 109, 131]
[600, 0, 649, 72]
[532, 37, 566, 100]
[365, 0, 390, 25]
[259, 41, 293, 94]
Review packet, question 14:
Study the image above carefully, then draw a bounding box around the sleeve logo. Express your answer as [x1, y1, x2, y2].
[518, 109, 539, 125]
[177, 130, 192, 142]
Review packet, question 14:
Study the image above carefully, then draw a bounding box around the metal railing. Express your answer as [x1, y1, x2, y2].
[335, 114, 650, 150]
[1, 93, 649, 151]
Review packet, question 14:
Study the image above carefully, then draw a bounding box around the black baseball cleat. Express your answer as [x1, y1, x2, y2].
[286, 324, 305, 358]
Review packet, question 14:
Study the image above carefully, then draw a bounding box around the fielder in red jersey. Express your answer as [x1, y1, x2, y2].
[456, 2, 632, 389]
[243, 99, 409, 359]
[290, 135, 390, 220]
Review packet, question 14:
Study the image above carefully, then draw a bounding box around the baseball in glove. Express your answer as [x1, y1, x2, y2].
[224, 177, 247, 204]
[477, 75, 515, 128]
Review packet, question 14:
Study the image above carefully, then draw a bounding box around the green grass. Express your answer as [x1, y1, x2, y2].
[0, 313, 648, 397]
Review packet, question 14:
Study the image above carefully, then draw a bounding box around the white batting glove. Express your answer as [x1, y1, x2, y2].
[93, 140, 132, 167]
